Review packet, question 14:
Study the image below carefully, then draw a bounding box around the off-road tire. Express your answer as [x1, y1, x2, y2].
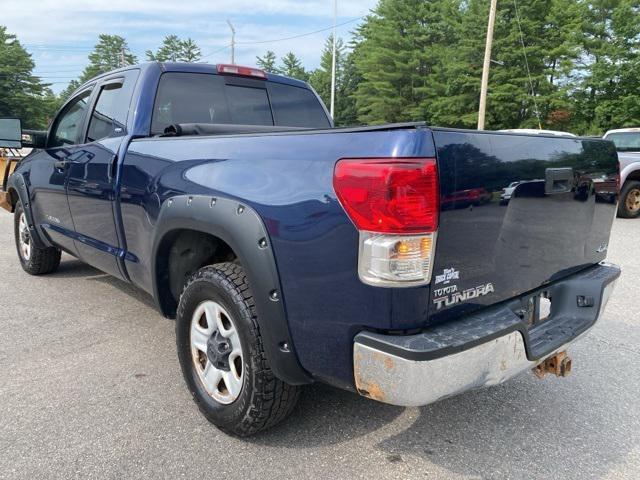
[176, 262, 300, 436]
[618, 180, 640, 218]
[14, 201, 61, 275]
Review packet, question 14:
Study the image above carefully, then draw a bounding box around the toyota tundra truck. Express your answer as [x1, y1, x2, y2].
[0, 62, 620, 436]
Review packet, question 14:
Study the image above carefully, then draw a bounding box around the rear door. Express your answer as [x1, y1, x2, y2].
[66, 69, 139, 279]
[28, 87, 94, 254]
[430, 130, 618, 322]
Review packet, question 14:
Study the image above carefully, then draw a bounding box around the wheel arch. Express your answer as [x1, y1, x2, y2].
[6, 173, 48, 248]
[151, 195, 311, 385]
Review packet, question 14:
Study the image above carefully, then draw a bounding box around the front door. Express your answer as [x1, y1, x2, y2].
[28, 88, 94, 255]
[66, 70, 139, 280]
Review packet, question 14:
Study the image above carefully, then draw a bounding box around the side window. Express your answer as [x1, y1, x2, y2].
[87, 83, 124, 142]
[87, 71, 139, 142]
[49, 90, 92, 147]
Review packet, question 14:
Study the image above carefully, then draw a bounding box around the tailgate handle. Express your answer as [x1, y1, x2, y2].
[545, 168, 574, 194]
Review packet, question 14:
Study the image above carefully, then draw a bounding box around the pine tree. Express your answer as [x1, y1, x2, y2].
[308, 36, 358, 126]
[573, 0, 640, 133]
[81, 34, 137, 82]
[180, 38, 201, 62]
[279, 52, 308, 81]
[352, 0, 460, 124]
[256, 51, 279, 73]
[146, 35, 183, 61]
[0, 26, 60, 129]
[308, 36, 345, 109]
[146, 35, 201, 62]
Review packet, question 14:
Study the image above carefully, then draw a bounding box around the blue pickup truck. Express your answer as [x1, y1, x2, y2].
[0, 62, 621, 436]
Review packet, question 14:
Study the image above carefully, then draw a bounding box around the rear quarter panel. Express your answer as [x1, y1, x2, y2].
[120, 128, 435, 388]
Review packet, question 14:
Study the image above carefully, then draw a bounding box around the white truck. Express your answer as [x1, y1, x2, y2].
[603, 128, 640, 218]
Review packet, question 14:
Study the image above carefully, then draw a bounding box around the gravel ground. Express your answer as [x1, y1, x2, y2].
[0, 212, 638, 480]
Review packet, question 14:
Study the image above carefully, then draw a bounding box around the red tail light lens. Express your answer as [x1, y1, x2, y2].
[333, 158, 439, 234]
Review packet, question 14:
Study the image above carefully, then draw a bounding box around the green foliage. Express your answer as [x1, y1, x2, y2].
[59, 34, 137, 101]
[256, 51, 279, 73]
[81, 34, 137, 82]
[279, 52, 309, 81]
[146, 35, 201, 62]
[0, 26, 61, 129]
[308, 36, 358, 126]
[14, 1, 640, 134]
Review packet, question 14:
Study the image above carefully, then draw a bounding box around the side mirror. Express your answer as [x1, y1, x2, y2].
[21, 130, 48, 149]
[0, 118, 22, 148]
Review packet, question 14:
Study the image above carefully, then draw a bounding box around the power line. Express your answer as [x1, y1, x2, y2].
[513, 0, 542, 129]
[200, 16, 363, 61]
[237, 16, 363, 45]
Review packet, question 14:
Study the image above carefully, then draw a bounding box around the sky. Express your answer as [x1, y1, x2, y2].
[3, 0, 379, 94]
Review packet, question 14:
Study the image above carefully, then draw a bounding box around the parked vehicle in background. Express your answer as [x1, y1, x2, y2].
[603, 128, 640, 218]
[500, 181, 521, 205]
[0, 62, 621, 436]
[441, 187, 491, 209]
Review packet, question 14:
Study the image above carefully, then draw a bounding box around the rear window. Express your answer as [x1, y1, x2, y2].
[606, 132, 640, 152]
[151, 72, 330, 134]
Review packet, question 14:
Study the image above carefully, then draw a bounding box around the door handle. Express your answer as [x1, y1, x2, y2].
[54, 160, 69, 170]
[545, 168, 574, 194]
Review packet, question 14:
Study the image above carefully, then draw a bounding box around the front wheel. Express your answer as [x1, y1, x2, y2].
[176, 263, 300, 436]
[14, 201, 61, 275]
[618, 180, 640, 218]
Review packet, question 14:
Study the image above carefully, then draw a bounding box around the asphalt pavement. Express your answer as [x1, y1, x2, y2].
[1, 212, 639, 480]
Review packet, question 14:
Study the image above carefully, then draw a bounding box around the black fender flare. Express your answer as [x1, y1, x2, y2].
[151, 194, 312, 385]
[6, 173, 48, 249]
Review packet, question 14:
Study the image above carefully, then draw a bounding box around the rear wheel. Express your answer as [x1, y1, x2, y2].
[14, 201, 61, 275]
[176, 263, 300, 436]
[618, 181, 640, 218]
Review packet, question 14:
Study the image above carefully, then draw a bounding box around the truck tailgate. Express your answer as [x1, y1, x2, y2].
[429, 129, 618, 321]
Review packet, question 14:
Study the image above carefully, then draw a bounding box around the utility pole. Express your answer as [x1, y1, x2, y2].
[227, 20, 236, 65]
[478, 0, 498, 130]
[330, 0, 337, 119]
[120, 48, 126, 68]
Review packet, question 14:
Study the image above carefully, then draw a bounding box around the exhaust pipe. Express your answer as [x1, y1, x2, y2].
[533, 351, 572, 379]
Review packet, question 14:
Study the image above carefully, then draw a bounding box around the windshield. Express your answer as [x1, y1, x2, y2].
[606, 132, 640, 152]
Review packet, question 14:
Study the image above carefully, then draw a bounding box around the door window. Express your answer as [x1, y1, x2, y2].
[87, 72, 138, 142]
[49, 90, 92, 147]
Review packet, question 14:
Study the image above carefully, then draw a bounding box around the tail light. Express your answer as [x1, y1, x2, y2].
[216, 64, 267, 79]
[334, 158, 439, 287]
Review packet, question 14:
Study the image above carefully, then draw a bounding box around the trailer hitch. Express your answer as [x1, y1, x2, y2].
[533, 351, 572, 379]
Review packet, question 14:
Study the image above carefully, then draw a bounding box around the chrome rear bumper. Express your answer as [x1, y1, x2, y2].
[353, 264, 619, 407]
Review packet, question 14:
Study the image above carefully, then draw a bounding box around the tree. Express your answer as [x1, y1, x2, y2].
[0, 26, 61, 129]
[81, 34, 136, 82]
[352, 0, 461, 124]
[180, 38, 201, 62]
[572, 0, 640, 134]
[308, 35, 358, 126]
[279, 52, 308, 81]
[146, 35, 201, 62]
[256, 50, 278, 73]
[60, 34, 137, 100]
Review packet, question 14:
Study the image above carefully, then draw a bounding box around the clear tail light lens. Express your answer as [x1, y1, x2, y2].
[359, 232, 437, 286]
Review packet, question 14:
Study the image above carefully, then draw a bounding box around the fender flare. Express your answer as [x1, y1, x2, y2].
[6, 173, 48, 249]
[151, 194, 312, 385]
